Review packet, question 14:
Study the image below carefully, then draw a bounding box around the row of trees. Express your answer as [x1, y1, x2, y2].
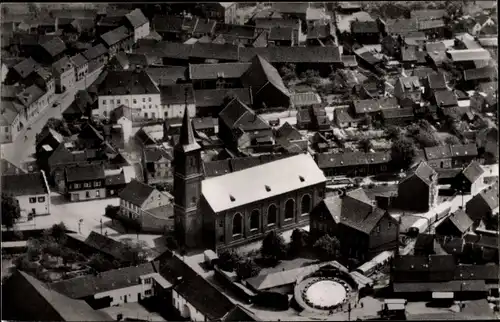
[217, 230, 342, 280]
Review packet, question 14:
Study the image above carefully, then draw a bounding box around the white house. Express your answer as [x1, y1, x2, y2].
[17, 84, 51, 121]
[160, 84, 196, 119]
[125, 8, 150, 42]
[52, 56, 76, 93]
[96, 70, 161, 119]
[0, 100, 23, 143]
[1, 171, 51, 219]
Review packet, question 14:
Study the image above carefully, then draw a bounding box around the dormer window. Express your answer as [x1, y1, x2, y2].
[265, 185, 271, 192]
[299, 176, 305, 182]
[229, 195, 235, 202]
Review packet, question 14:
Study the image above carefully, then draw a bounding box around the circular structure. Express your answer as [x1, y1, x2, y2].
[305, 280, 347, 308]
[293, 264, 358, 315]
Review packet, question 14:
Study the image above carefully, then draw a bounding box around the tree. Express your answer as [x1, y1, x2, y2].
[235, 258, 261, 280]
[359, 138, 374, 152]
[48, 222, 68, 244]
[289, 228, 309, 256]
[445, 135, 461, 145]
[122, 239, 150, 265]
[390, 136, 417, 170]
[88, 253, 119, 272]
[385, 125, 402, 140]
[1, 193, 21, 229]
[313, 235, 341, 261]
[279, 64, 296, 82]
[43, 118, 71, 136]
[217, 249, 241, 272]
[260, 231, 287, 262]
[361, 114, 372, 127]
[415, 130, 440, 148]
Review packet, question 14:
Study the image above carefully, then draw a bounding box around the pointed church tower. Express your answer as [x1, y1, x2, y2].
[173, 89, 203, 249]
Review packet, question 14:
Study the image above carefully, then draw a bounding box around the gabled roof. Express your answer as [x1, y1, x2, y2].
[241, 55, 289, 97]
[98, 70, 159, 96]
[16, 84, 45, 108]
[385, 18, 419, 35]
[125, 8, 148, 28]
[189, 62, 251, 80]
[381, 107, 414, 119]
[194, 88, 253, 107]
[291, 92, 321, 107]
[52, 56, 73, 75]
[118, 179, 156, 207]
[145, 65, 187, 86]
[157, 250, 235, 320]
[272, 2, 309, 14]
[239, 46, 341, 64]
[219, 98, 270, 132]
[269, 26, 294, 41]
[351, 20, 379, 34]
[151, 15, 184, 32]
[202, 154, 326, 213]
[65, 164, 105, 183]
[143, 146, 172, 163]
[215, 23, 256, 38]
[0, 158, 25, 175]
[476, 181, 499, 211]
[411, 9, 446, 20]
[190, 42, 240, 61]
[1, 172, 48, 196]
[446, 209, 474, 234]
[427, 73, 447, 90]
[110, 104, 134, 122]
[101, 26, 131, 47]
[82, 44, 108, 61]
[463, 66, 496, 81]
[12, 57, 39, 78]
[160, 84, 194, 105]
[424, 145, 452, 160]
[396, 76, 421, 92]
[434, 90, 458, 107]
[418, 19, 445, 30]
[49, 262, 157, 299]
[70, 53, 88, 68]
[461, 161, 484, 184]
[2, 270, 111, 322]
[450, 144, 478, 158]
[353, 97, 399, 114]
[40, 37, 66, 57]
[404, 161, 436, 185]
[401, 46, 417, 62]
[447, 49, 491, 62]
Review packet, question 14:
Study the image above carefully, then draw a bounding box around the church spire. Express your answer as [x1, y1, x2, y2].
[177, 88, 200, 151]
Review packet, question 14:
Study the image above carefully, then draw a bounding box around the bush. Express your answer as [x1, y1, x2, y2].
[261, 231, 287, 263]
[165, 235, 178, 250]
[235, 258, 261, 280]
[313, 234, 341, 261]
[217, 249, 241, 272]
[385, 125, 402, 140]
[289, 228, 309, 256]
[444, 135, 461, 146]
[88, 253, 119, 272]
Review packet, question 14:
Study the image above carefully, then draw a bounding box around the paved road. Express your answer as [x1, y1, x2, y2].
[1, 67, 103, 168]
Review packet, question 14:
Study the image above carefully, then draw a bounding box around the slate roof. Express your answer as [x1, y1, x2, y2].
[219, 98, 270, 132]
[404, 161, 436, 185]
[1, 172, 48, 196]
[450, 144, 478, 158]
[98, 70, 159, 96]
[65, 164, 105, 183]
[418, 19, 445, 30]
[316, 151, 391, 169]
[82, 44, 108, 61]
[189, 63, 251, 80]
[70, 53, 88, 68]
[0, 100, 22, 126]
[434, 90, 458, 107]
[382, 107, 415, 119]
[145, 65, 187, 86]
[160, 84, 194, 105]
[239, 46, 341, 64]
[41, 37, 66, 57]
[351, 20, 379, 34]
[424, 145, 452, 160]
[426, 42, 447, 64]
[157, 250, 235, 320]
[0, 158, 25, 175]
[3, 270, 111, 322]
[463, 66, 496, 81]
[447, 49, 491, 62]
[194, 88, 253, 107]
[461, 161, 484, 184]
[385, 18, 419, 35]
[49, 262, 157, 299]
[215, 23, 256, 38]
[412, 67, 438, 79]
[125, 9, 148, 28]
[52, 56, 73, 75]
[411, 9, 446, 20]
[352, 97, 399, 114]
[241, 55, 289, 96]
[427, 73, 447, 90]
[445, 209, 474, 234]
[12, 57, 39, 78]
[190, 43, 240, 61]
[269, 26, 294, 41]
[143, 146, 172, 162]
[118, 179, 156, 207]
[17, 84, 45, 108]
[401, 46, 417, 62]
[101, 26, 131, 47]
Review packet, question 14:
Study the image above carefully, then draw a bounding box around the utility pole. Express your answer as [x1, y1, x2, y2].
[100, 218, 103, 235]
[348, 302, 352, 321]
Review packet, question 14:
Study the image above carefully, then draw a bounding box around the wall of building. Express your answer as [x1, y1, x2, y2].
[368, 215, 398, 252]
[397, 176, 431, 212]
[17, 193, 50, 217]
[94, 282, 154, 306]
[143, 189, 172, 210]
[160, 103, 196, 120]
[117, 117, 133, 143]
[134, 22, 150, 42]
[60, 68, 76, 92]
[69, 188, 106, 202]
[96, 93, 161, 119]
[214, 183, 324, 249]
[75, 64, 89, 81]
[172, 289, 206, 322]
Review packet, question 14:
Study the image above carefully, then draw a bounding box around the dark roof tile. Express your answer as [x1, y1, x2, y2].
[1, 172, 48, 196]
[65, 164, 105, 182]
[118, 179, 156, 206]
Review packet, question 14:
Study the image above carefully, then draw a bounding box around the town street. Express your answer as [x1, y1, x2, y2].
[1, 67, 103, 168]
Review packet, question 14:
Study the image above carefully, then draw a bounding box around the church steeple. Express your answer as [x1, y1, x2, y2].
[176, 88, 200, 152]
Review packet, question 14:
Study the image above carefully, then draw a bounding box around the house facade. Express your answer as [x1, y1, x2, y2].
[396, 161, 439, 213]
[64, 164, 107, 202]
[52, 56, 75, 94]
[96, 70, 161, 119]
[70, 54, 89, 82]
[124, 9, 150, 43]
[1, 171, 51, 218]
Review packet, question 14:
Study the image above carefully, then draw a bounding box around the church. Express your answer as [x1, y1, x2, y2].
[173, 106, 327, 251]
